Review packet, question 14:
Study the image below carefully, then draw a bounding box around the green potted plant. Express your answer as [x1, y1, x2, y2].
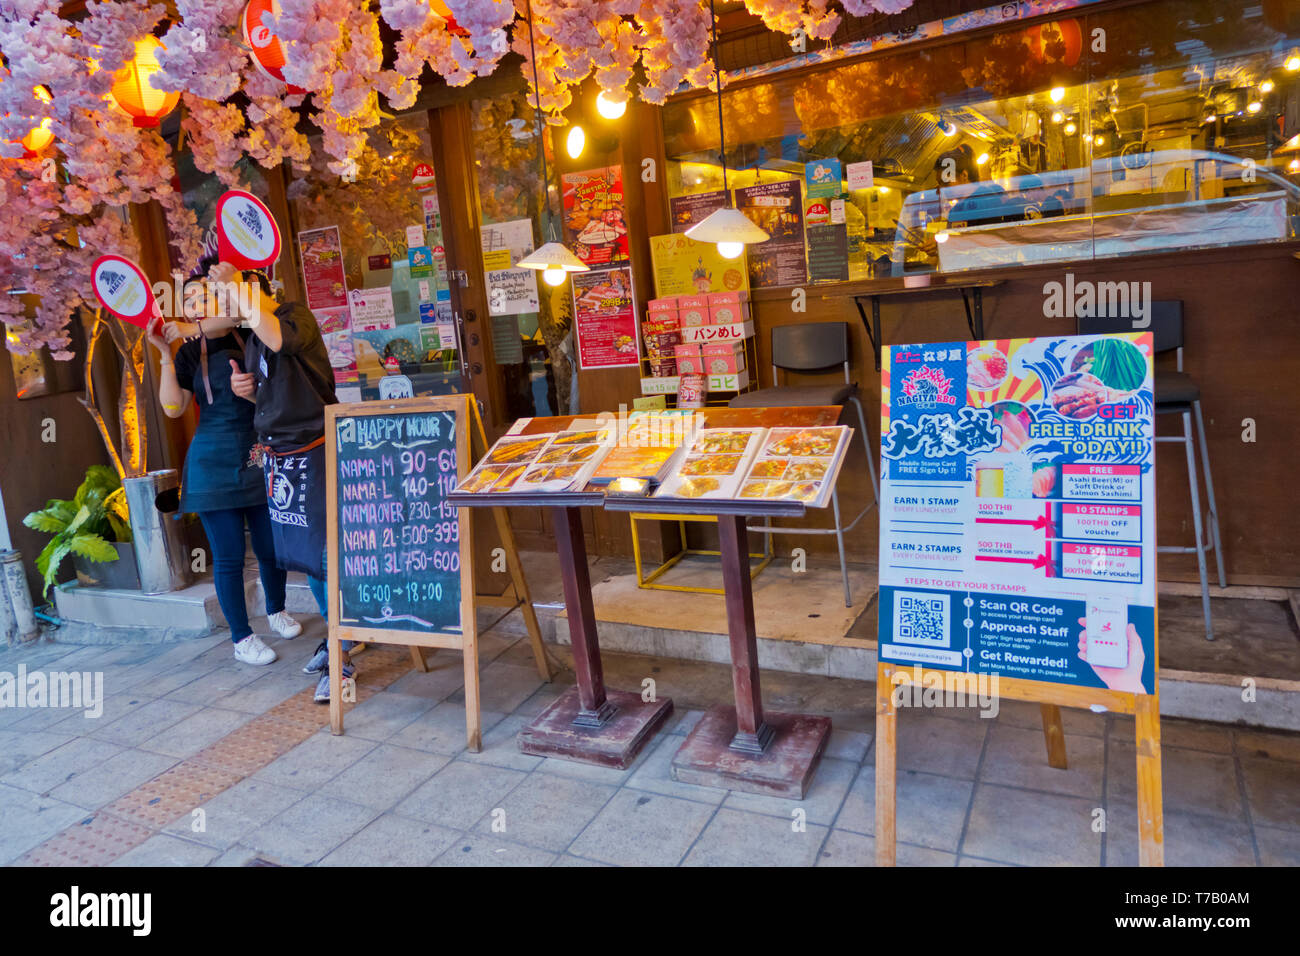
[22, 464, 137, 595]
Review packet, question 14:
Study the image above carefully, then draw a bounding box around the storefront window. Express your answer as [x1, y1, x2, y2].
[471, 88, 571, 420]
[663, 0, 1300, 283]
[288, 113, 459, 400]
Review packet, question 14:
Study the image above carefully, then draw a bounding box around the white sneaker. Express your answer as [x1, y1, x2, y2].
[267, 610, 302, 639]
[233, 634, 277, 665]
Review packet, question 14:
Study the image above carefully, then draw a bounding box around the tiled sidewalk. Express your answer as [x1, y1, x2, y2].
[1, 613, 1298, 867]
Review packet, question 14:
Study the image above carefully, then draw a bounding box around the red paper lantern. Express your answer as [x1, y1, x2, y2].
[108, 36, 180, 128]
[242, 0, 307, 94]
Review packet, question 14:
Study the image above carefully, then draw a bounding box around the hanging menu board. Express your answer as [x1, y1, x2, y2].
[877, 333, 1157, 694]
[327, 396, 472, 638]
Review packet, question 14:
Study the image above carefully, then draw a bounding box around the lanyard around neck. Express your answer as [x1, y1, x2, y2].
[199, 329, 245, 405]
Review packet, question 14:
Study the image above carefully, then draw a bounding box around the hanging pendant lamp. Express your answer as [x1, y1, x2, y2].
[514, 0, 588, 287]
[683, 0, 769, 259]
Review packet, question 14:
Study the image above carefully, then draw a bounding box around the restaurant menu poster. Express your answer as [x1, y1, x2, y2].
[805, 198, 849, 282]
[669, 190, 728, 233]
[649, 233, 750, 297]
[298, 226, 348, 311]
[877, 334, 1157, 694]
[734, 180, 807, 287]
[572, 264, 640, 370]
[481, 218, 540, 316]
[562, 165, 628, 266]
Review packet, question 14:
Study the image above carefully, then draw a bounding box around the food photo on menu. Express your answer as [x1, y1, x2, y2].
[654, 427, 766, 500]
[736, 426, 851, 507]
[455, 427, 615, 495]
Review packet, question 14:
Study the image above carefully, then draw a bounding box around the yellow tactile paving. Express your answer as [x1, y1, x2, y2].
[15, 644, 420, 867]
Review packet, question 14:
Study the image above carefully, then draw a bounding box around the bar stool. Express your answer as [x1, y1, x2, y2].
[1078, 302, 1226, 641]
[728, 322, 879, 607]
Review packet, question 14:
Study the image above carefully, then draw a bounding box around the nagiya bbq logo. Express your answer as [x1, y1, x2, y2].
[897, 366, 957, 408]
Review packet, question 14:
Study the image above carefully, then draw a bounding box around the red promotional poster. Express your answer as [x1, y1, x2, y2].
[296, 226, 348, 311]
[572, 265, 640, 370]
[562, 165, 628, 266]
[90, 254, 159, 331]
[215, 189, 281, 270]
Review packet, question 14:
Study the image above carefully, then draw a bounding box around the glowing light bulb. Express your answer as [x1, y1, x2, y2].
[976, 153, 989, 166]
[1289, 158, 1300, 173]
[542, 265, 568, 286]
[935, 231, 950, 244]
[1287, 55, 1300, 72]
[1051, 111, 1064, 124]
[1064, 122, 1077, 135]
[1247, 101, 1262, 114]
[717, 241, 745, 260]
[595, 91, 627, 119]
[566, 124, 585, 158]
[1049, 86, 1065, 103]
[1094, 134, 1106, 147]
[1261, 79, 1276, 93]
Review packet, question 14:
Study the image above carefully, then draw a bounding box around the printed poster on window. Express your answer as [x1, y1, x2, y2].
[649, 233, 750, 297]
[297, 226, 348, 311]
[669, 190, 728, 233]
[315, 305, 357, 384]
[734, 180, 807, 287]
[877, 334, 1157, 695]
[348, 287, 396, 331]
[480, 218, 540, 316]
[562, 165, 628, 266]
[572, 264, 639, 369]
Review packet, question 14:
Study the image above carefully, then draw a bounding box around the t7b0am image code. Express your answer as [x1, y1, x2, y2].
[894, 592, 951, 648]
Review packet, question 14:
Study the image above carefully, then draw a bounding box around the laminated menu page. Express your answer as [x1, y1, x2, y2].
[736, 426, 851, 508]
[653, 427, 765, 500]
[456, 426, 613, 495]
[590, 410, 699, 484]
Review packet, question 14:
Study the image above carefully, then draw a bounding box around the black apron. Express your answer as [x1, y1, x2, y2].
[263, 437, 327, 578]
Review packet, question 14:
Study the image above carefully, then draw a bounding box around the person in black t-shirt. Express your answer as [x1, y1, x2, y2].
[146, 278, 304, 667]
[176, 255, 353, 703]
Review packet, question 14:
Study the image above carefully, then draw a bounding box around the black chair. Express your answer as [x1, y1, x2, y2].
[729, 322, 878, 606]
[1078, 300, 1225, 641]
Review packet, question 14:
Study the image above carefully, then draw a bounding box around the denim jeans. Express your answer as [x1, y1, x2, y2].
[307, 549, 352, 653]
[198, 504, 286, 643]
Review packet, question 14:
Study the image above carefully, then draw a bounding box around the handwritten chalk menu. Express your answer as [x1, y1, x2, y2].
[877, 334, 1157, 694]
[333, 408, 462, 635]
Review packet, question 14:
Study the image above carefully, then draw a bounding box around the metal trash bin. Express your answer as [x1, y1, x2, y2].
[124, 470, 192, 595]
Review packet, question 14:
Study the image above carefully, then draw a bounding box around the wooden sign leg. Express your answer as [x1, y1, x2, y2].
[1135, 693, 1164, 866]
[491, 505, 553, 682]
[409, 646, 430, 672]
[328, 631, 344, 735]
[875, 662, 898, 867]
[1039, 704, 1068, 770]
[462, 627, 482, 753]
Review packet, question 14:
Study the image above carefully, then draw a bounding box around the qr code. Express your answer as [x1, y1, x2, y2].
[893, 592, 951, 648]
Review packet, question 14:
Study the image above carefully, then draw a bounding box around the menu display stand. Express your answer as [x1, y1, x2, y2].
[605, 496, 831, 799]
[450, 488, 674, 769]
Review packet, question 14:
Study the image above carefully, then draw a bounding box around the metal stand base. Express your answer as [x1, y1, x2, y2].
[518, 687, 673, 770]
[671, 705, 831, 799]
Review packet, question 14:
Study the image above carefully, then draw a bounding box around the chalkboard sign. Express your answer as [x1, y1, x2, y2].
[325, 394, 488, 749]
[330, 401, 466, 635]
